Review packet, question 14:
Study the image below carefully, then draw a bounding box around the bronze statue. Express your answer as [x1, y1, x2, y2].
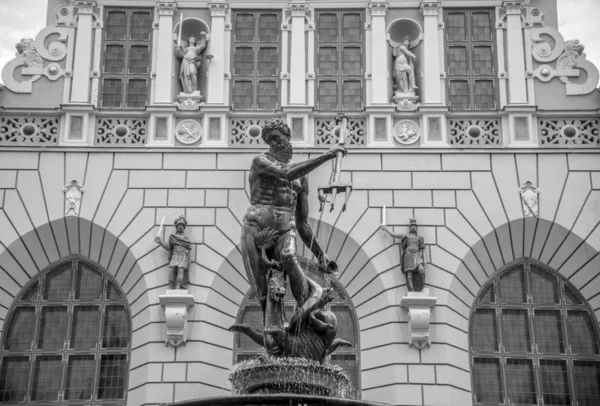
[230, 118, 351, 362]
[392, 36, 418, 94]
[381, 218, 426, 292]
[175, 33, 208, 93]
[155, 215, 192, 289]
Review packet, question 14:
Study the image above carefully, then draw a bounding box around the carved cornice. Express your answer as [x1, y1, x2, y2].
[369, 2, 388, 17]
[420, 2, 441, 16]
[503, 1, 524, 15]
[70, 0, 97, 14]
[209, 2, 228, 17]
[289, 3, 309, 17]
[156, 2, 177, 16]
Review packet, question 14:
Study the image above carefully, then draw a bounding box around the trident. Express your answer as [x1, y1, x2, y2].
[317, 113, 353, 212]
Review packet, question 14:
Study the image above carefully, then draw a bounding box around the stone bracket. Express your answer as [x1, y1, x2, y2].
[159, 289, 195, 347]
[400, 289, 437, 350]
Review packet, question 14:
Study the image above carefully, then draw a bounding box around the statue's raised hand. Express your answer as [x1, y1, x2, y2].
[327, 144, 347, 158]
[319, 254, 338, 275]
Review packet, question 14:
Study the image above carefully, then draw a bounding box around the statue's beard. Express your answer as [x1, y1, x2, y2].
[270, 138, 293, 164]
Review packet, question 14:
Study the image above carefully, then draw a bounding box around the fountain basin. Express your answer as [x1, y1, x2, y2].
[170, 394, 387, 406]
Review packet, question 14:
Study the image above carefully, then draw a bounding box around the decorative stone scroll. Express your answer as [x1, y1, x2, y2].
[95, 118, 147, 145]
[538, 118, 599, 146]
[448, 118, 501, 146]
[315, 117, 366, 146]
[1, 26, 69, 93]
[63, 180, 85, 216]
[518, 181, 540, 218]
[400, 288, 437, 350]
[159, 289, 195, 347]
[0, 117, 59, 144]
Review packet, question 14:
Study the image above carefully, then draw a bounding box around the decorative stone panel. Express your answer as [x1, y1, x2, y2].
[538, 118, 599, 146]
[229, 118, 269, 146]
[448, 118, 501, 146]
[315, 117, 366, 146]
[0, 116, 59, 144]
[95, 117, 148, 145]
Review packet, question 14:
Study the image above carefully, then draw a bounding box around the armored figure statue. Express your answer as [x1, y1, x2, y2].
[175, 33, 208, 93]
[381, 218, 426, 292]
[155, 215, 192, 289]
[230, 118, 351, 362]
[392, 36, 418, 94]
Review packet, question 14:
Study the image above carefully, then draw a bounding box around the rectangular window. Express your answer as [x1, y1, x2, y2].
[445, 9, 496, 110]
[101, 8, 153, 109]
[316, 11, 364, 111]
[232, 11, 280, 110]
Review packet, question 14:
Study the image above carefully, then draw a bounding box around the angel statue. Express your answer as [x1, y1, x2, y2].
[391, 36, 418, 94]
[175, 32, 208, 93]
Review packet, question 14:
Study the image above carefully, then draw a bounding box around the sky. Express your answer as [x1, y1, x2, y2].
[0, 0, 598, 86]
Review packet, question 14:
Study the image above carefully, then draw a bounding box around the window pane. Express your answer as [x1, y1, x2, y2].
[43, 261, 72, 301]
[318, 13, 338, 42]
[342, 13, 361, 42]
[564, 284, 582, 305]
[530, 266, 560, 304]
[331, 305, 355, 347]
[446, 12, 467, 42]
[31, 355, 62, 401]
[237, 305, 262, 350]
[126, 79, 148, 108]
[534, 309, 565, 354]
[506, 359, 536, 405]
[234, 46, 255, 76]
[128, 45, 150, 75]
[106, 11, 127, 41]
[64, 355, 95, 400]
[318, 80, 338, 110]
[471, 308, 498, 352]
[540, 360, 571, 406]
[499, 265, 526, 304]
[447, 46, 469, 75]
[22, 280, 39, 301]
[0, 356, 30, 403]
[71, 306, 100, 349]
[567, 310, 599, 354]
[259, 14, 278, 43]
[98, 354, 127, 399]
[106, 280, 124, 301]
[237, 353, 260, 363]
[257, 80, 277, 110]
[103, 44, 125, 74]
[472, 12, 492, 41]
[449, 80, 469, 109]
[76, 262, 103, 301]
[232, 80, 254, 110]
[501, 308, 531, 352]
[102, 305, 129, 348]
[472, 46, 493, 75]
[3, 306, 35, 351]
[102, 78, 123, 108]
[331, 353, 358, 397]
[478, 283, 495, 304]
[130, 11, 152, 41]
[235, 13, 255, 42]
[342, 80, 362, 110]
[38, 306, 68, 350]
[258, 47, 278, 76]
[318, 46, 338, 76]
[573, 361, 600, 406]
[342, 46, 362, 76]
[472, 358, 503, 404]
[473, 80, 495, 110]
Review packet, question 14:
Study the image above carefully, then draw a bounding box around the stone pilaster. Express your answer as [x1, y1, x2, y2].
[503, 1, 528, 104]
[207, 2, 228, 104]
[70, 0, 97, 103]
[420, 1, 443, 105]
[289, 3, 309, 105]
[369, 2, 388, 105]
[153, 1, 177, 104]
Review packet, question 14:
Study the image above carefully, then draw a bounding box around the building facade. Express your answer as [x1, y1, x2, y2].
[0, 0, 599, 405]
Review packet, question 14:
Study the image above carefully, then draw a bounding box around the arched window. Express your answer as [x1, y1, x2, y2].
[233, 258, 361, 397]
[470, 259, 600, 406]
[0, 256, 131, 405]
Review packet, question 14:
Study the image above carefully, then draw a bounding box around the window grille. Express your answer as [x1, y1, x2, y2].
[316, 11, 364, 111]
[444, 9, 496, 110]
[232, 257, 361, 398]
[0, 256, 131, 405]
[469, 259, 600, 405]
[100, 8, 153, 109]
[231, 11, 280, 110]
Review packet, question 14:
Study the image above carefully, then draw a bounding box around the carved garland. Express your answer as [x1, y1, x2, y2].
[448, 118, 501, 146]
[538, 118, 599, 146]
[0, 117, 60, 144]
[95, 118, 148, 145]
[315, 117, 366, 146]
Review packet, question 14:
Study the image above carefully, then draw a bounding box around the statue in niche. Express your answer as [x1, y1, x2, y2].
[229, 118, 351, 362]
[174, 32, 208, 93]
[392, 36, 418, 94]
[381, 218, 426, 292]
[155, 215, 192, 290]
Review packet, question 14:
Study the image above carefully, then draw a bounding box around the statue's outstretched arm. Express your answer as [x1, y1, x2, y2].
[253, 146, 345, 181]
[380, 225, 406, 240]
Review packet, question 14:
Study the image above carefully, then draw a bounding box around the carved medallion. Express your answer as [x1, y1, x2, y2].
[393, 120, 421, 145]
[175, 119, 203, 145]
[518, 181, 540, 217]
